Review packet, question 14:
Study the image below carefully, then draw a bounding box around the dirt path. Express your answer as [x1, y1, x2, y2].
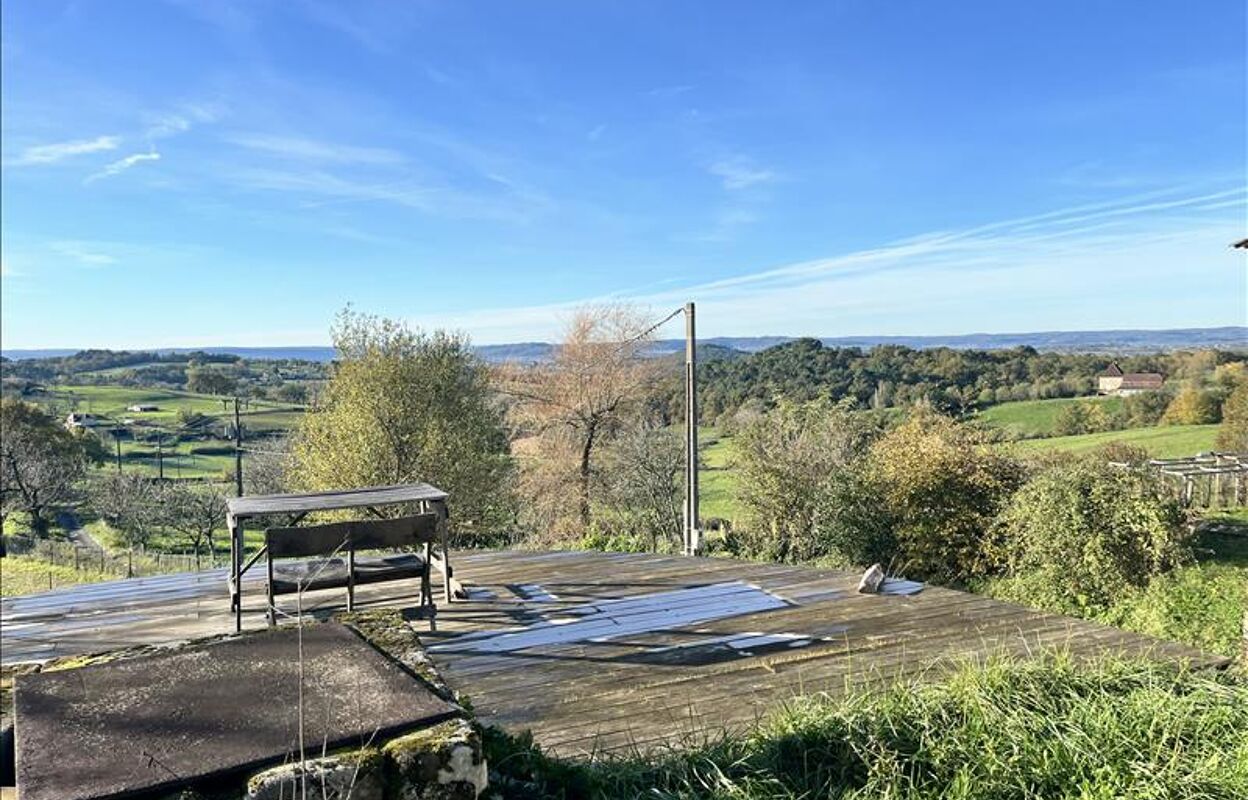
[55, 512, 102, 553]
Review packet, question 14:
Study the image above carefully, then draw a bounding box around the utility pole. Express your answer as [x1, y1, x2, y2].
[683, 302, 700, 556]
[112, 428, 123, 473]
[233, 396, 244, 496]
[156, 434, 164, 481]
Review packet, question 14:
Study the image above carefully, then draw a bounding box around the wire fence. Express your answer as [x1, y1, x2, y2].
[2, 534, 215, 581]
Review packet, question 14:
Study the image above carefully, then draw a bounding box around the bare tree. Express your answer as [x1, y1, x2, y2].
[165, 482, 229, 567]
[89, 472, 165, 552]
[500, 304, 660, 533]
[597, 422, 685, 550]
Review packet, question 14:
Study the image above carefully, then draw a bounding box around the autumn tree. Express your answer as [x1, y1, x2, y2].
[1217, 382, 1248, 451]
[291, 310, 513, 537]
[500, 304, 660, 536]
[1160, 387, 1221, 425]
[0, 399, 92, 536]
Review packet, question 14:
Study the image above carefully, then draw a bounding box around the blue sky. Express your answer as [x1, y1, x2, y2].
[2, 1, 1245, 349]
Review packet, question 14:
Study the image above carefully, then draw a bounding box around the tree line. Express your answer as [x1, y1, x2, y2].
[689, 337, 1244, 421]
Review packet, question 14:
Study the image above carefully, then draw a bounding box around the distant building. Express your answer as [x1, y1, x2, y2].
[1097, 363, 1164, 396]
[127, 404, 159, 412]
[65, 412, 106, 429]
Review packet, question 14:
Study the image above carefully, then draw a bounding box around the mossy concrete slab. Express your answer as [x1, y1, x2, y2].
[15, 622, 458, 800]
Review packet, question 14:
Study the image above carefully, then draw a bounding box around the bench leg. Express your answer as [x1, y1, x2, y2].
[266, 552, 275, 627]
[347, 546, 356, 613]
[422, 542, 433, 608]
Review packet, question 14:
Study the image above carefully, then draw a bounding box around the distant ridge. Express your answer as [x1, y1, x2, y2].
[4, 327, 1245, 363]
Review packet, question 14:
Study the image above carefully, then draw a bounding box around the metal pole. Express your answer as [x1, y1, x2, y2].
[684, 302, 699, 556]
[234, 396, 244, 496]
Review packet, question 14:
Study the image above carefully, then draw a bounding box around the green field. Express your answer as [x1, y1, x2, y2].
[975, 396, 1122, 439]
[1009, 424, 1217, 459]
[698, 428, 740, 522]
[31, 384, 304, 479]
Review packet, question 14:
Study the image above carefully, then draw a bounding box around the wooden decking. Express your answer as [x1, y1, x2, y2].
[1, 550, 1227, 758]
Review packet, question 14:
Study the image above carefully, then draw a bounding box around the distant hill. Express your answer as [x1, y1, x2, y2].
[4, 326, 1244, 364]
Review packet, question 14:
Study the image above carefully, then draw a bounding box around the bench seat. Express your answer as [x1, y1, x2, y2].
[268, 553, 426, 595]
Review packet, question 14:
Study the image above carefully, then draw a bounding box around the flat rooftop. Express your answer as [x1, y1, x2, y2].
[2, 550, 1227, 758]
[14, 623, 458, 800]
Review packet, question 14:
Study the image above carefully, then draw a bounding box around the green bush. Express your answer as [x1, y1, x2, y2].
[867, 411, 1024, 582]
[992, 459, 1188, 614]
[733, 400, 883, 563]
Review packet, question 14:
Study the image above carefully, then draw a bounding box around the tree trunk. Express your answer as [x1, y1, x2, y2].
[579, 423, 597, 531]
[30, 506, 49, 537]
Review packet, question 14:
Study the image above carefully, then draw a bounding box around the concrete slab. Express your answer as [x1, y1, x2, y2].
[15, 622, 458, 800]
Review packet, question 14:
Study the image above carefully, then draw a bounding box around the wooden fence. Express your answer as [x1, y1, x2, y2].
[2, 534, 214, 580]
[1112, 453, 1248, 509]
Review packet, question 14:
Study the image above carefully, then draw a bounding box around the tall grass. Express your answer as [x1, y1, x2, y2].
[486, 655, 1248, 799]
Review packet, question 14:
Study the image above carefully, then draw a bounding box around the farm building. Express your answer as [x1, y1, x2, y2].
[126, 404, 159, 412]
[1097, 363, 1164, 396]
[63, 412, 105, 429]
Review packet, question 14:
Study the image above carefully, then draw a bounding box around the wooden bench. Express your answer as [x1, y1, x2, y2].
[263, 514, 441, 626]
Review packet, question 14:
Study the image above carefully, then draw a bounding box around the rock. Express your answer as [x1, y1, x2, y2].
[857, 563, 886, 594]
[383, 717, 487, 799]
[247, 749, 384, 800]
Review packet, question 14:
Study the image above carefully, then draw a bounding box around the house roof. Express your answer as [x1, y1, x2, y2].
[1118, 373, 1164, 389]
[1101, 363, 1124, 377]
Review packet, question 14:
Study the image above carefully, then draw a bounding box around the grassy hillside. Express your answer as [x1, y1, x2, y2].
[1009, 424, 1217, 459]
[976, 396, 1122, 439]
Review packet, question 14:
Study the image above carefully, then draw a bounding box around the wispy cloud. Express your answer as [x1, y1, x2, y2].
[144, 101, 224, 140]
[708, 156, 776, 190]
[429, 184, 1246, 341]
[645, 84, 695, 98]
[84, 151, 161, 184]
[225, 133, 406, 165]
[49, 241, 119, 266]
[6, 135, 120, 166]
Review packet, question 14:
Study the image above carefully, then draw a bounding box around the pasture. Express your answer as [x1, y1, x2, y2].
[32, 385, 305, 479]
[1009, 423, 1218, 458]
[975, 395, 1122, 439]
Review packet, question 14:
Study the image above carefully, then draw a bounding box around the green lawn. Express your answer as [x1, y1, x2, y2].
[975, 396, 1122, 439]
[0, 556, 115, 596]
[1008, 423, 1217, 459]
[698, 428, 741, 522]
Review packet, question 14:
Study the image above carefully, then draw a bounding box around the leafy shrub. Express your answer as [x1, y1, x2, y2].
[1111, 389, 1171, 428]
[1054, 400, 1110, 435]
[733, 400, 882, 563]
[991, 459, 1188, 614]
[867, 411, 1024, 582]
